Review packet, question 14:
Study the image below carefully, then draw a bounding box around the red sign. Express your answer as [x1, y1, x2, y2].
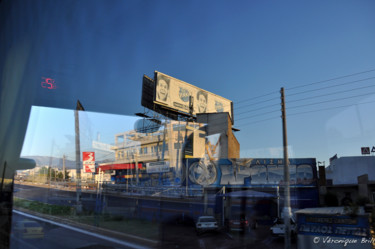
[41, 77, 57, 89]
[83, 152, 95, 173]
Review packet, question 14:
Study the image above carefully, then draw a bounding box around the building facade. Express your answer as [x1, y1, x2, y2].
[325, 156, 375, 185]
[97, 113, 240, 185]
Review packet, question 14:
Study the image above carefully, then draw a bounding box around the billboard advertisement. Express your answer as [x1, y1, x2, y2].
[83, 152, 95, 173]
[296, 208, 372, 249]
[146, 161, 170, 173]
[184, 158, 317, 187]
[154, 71, 233, 120]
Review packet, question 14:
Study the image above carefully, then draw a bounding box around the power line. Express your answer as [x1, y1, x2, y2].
[233, 68, 375, 109]
[233, 68, 375, 111]
[235, 96, 280, 110]
[202, 94, 278, 113]
[96, 151, 115, 161]
[286, 68, 375, 91]
[236, 103, 279, 116]
[235, 90, 279, 104]
[236, 109, 280, 122]
[287, 91, 375, 110]
[236, 116, 280, 127]
[287, 83, 375, 104]
[287, 76, 375, 97]
[235, 99, 375, 129]
[288, 99, 375, 117]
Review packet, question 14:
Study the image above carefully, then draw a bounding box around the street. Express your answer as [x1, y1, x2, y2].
[158, 218, 296, 249]
[13, 183, 296, 249]
[10, 211, 147, 249]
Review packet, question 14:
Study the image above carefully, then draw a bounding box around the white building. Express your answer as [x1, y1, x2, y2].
[67, 169, 94, 182]
[325, 155, 375, 185]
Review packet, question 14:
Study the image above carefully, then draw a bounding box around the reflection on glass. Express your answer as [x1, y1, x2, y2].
[12, 106, 320, 249]
[250, 165, 267, 184]
[296, 164, 313, 184]
[267, 164, 283, 184]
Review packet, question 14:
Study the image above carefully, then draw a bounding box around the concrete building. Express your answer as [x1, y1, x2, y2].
[98, 112, 240, 183]
[67, 169, 94, 182]
[325, 156, 375, 185]
[196, 112, 240, 159]
[319, 155, 375, 206]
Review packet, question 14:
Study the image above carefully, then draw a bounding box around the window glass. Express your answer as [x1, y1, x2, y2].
[2, 1, 373, 249]
[250, 165, 267, 184]
[296, 164, 313, 184]
[267, 164, 283, 184]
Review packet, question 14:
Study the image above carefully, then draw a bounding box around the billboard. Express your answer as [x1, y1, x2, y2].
[296, 208, 372, 249]
[83, 152, 95, 173]
[184, 158, 317, 187]
[92, 140, 113, 152]
[154, 71, 233, 120]
[146, 161, 170, 173]
[141, 74, 155, 110]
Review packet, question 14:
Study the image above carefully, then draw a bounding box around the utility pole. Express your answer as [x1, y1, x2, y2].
[184, 96, 194, 196]
[281, 87, 291, 249]
[48, 166, 51, 186]
[48, 144, 53, 187]
[175, 120, 181, 173]
[135, 152, 139, 186]
[75, 100, 84, 214]
[63, 155, 66, 182]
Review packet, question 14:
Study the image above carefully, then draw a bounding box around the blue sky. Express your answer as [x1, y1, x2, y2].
[11, 0, 375, 165]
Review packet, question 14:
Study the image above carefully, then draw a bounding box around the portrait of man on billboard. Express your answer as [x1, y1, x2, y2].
[196, 90, 208, 113]
[156, 74, 170, 104]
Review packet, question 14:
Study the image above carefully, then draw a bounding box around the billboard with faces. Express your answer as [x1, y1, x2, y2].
[154, 71, 233, 120]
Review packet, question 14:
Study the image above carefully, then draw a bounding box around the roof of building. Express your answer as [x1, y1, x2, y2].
[295, 207, 365, 215]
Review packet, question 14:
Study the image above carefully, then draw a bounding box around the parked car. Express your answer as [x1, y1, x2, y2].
[270, 217, 296, 238]
[226, 213, 258, 232]
[13, 220, 44, 239]
[195, 216, 219, 235]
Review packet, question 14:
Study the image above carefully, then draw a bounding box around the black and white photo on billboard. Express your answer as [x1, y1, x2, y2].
[153, 71, 233, 120]
[156, 74, 170, 104]
[196, 90, 208, 113]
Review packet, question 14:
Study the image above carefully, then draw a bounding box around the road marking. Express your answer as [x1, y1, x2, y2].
[13, 210, 151, 249]
[10, 235, 40, 249]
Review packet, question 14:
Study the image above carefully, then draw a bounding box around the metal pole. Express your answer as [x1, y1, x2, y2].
[185, 158, 188, 196]
[222, 186, 225, 226]
[0, 161, 6, 194]
[161, 120, 167, 160]
[281, 87, 291, 249]
[75, 100, 84, 214]
[277, 186, 280, 218]
[135, 153, 139, 186]
[63, 155, 66, 181]
[176, 120, 181, 173]
[48, 166, 51, 186]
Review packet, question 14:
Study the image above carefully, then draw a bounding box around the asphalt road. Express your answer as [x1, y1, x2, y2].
[157, 219, 296, 249]
[10, 211, 147, 249]
[13, 183, 296, 249]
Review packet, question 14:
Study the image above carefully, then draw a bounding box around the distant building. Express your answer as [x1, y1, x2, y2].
[98, 112, 240, 184]
[320, 155, 375, 206]
[67, 169, 94, 182]
[107, 120, 206, 167]
[325, 155, 375, 185]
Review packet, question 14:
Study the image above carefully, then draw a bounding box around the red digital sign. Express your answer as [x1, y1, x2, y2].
[41, 77, 57, 89]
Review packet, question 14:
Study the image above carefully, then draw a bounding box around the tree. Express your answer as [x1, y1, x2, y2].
[64, 169, 70, 180]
